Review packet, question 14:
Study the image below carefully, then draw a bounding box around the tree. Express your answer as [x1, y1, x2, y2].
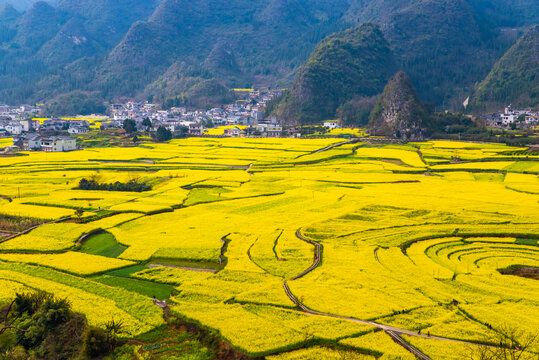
[174, 126, 189, 139]
[122, 119, 136, 133]
[467, 325, 538, 360]
[155, 126, 172, 142]
[142, 118, 152, 131]
[74, 208, 84, 221]
[132, 135, 139, 144]
[103, 319, 124, 352]
[81, 327, 108, 358]
[202, 118, 213, 128]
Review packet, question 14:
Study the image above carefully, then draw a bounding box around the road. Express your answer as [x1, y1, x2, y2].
[283, 228, 504, 359]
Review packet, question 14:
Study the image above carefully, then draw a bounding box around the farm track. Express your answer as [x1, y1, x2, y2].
[311, 139, 360, 154]
[283, 228, 503, 358]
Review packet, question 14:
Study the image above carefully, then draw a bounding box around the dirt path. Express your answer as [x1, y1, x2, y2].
[311, 140, 357, 154]
[283, 228, 502, 358]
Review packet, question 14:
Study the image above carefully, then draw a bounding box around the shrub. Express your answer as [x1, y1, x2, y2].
[81, 326, 109, 358]
[78, 178, 151, 192]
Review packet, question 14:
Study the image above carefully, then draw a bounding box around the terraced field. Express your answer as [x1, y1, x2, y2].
[0, 138, 538, 359]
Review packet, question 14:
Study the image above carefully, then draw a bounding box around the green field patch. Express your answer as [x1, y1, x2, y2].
[149, 258, 220, 271]
[473, 173, 506, 182]
[92, 275, 175, 299]
[515, 238, 538, 246]
[106, 264, 149, 277]
[79, 231, 127, 258]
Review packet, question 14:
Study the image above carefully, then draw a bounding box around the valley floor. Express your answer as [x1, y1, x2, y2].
[0, 138, 538, 359]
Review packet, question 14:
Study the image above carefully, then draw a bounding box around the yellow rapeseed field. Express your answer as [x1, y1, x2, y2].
[0, 137, 537, 358]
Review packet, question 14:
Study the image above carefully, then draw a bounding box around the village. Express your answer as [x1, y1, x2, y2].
[0, 89, 308, 152]
[484, 105, 539, 128]
[0, 87, 537, 152]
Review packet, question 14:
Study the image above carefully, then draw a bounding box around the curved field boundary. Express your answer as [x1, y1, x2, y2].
[289, 228, 321, 281]
[283, 228, 503, 358]
[219, 233, 231, 268]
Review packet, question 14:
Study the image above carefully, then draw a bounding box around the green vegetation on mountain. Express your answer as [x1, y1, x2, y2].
[369, 71, 485, 140]
[0, 0, 59, 12]
[468, 0, 539, 27]
[368, 71, 428, 140]
[381, 0, 511, 107]
[0, 0, 536, 113]
[44, 91, 106, 116]
[470, 25, 539, 112]
[143, 62, 236, 109]
[36, 18, 102, 66]
[273, 23, 396, 124]
[0, 4, 19, 44]
[203, 41, 247, 86]
[94, 0, 348, 100]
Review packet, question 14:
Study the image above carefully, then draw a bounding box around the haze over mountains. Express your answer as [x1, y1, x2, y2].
[0, 0, 58, 12]
[0, 0, 537, 121]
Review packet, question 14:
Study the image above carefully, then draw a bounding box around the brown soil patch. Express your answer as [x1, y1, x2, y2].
[499, 266, 539, 280]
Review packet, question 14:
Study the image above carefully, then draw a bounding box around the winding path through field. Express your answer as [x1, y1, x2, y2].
[282, 228, 506, 359]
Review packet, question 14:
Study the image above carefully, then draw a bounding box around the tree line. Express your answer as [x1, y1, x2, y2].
[78, 178, 151, 192]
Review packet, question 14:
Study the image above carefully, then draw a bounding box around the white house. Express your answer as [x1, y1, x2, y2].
[323, 120, 340, 129]
[68, 126, 88, 134]
[5, 121, 23, 135]
[224, 126, 243, 137]
[188, 123, 203, 136]
[501, 114, 518, 125]
[40, 137, 76, 152]
[23, 135, 41, 150]
[267, 125, 282, 138]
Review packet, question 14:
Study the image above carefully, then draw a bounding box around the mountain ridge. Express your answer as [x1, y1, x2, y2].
[272, 23, 396, 124]
[0, 0, 536, 112]
[470, 25, 539, 112]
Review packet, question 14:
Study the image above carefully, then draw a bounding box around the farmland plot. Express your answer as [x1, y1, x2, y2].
[0, 138, 537, 359]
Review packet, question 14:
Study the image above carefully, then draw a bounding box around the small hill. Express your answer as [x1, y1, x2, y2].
[0, 0, 59, 12]
[0, 3, 19, 44]
[143, 61, 235, 109]
[470, 25, 539, 111]
[382, 0, 503, 107]
[13, 1, 66, 51]
[37, 18, 102, 66]
[57, 0, 159, 48]
[0, 3, 19, 21]
[45, 90, 106, 116]
[272, 23, 396, 124]
[368, 71, 428, 140]
[203, 41, 248, 87]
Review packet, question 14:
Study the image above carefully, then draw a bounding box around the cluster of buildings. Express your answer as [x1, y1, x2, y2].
[0, 89, 345, 152]
[0, 104, 43, 136]
[108, 89, 284, 137]
[0, 89, 293, 152]
[1, 118, 90, 152]
[486, 105, 539, 128]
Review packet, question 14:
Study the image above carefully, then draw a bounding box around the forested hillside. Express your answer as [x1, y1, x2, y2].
[470, 25, 539, 112]
[0, 0, 58, 12]
[272, 23, 396, 124]
[0, 0, 536, 115]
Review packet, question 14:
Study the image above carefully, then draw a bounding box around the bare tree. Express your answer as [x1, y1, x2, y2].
[467, 325, 538, 360]
[0, 299, 26, 335]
